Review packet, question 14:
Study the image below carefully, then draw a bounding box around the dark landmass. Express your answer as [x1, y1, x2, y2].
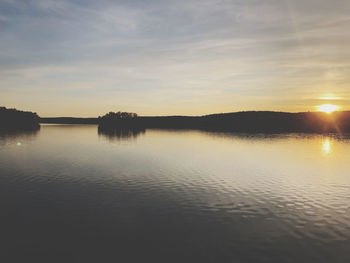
[0, 107, 40, 131]
[40, 117, 98, 124]
[98, 111, 350, 134]
[21, 110, 350, 134]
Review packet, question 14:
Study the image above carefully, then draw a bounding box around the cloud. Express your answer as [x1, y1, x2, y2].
[0, 0, 349, 116]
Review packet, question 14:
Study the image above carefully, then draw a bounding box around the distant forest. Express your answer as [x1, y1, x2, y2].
[4, 106, 350, 134]
[0, 107, 40, 131]
[98, 111, 350, 134]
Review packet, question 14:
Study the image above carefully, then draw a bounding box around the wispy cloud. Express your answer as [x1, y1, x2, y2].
[0, 0, 349, 116]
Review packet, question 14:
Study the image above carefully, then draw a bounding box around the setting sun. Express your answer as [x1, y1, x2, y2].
[317, 104, 339, 114]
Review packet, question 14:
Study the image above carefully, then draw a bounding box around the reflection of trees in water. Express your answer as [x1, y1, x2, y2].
[98, 127, 145, 141]
[0, 128, 40, 146]
[0, 127, 40, 138]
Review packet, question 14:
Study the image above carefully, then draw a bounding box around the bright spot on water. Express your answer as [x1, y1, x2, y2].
[322, 139, 331, 155]
[16, 142, 22, 146]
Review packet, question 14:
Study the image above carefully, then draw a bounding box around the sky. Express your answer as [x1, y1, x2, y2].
[0, 0, 349, 117]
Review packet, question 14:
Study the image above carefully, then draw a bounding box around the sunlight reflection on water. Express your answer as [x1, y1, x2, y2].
[322, 138, 331, 155]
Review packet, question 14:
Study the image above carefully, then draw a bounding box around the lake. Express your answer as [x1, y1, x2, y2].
[1, 124, 350, 262]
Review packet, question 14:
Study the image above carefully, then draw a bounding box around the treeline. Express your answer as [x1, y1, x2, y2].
[0, 107, 40, 131]
[98, 111, 350, 133]
[40, 117, 98, 124]
[3, 106, 350, 134]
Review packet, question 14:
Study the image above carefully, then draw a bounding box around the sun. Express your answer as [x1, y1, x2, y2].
[318, 104, 339, 114]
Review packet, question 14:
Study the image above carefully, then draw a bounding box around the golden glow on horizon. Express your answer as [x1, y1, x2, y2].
[320, 96, 340, 101]
[317, 104, 339, 114]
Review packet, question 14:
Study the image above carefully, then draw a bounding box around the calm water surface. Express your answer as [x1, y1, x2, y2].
[1, 125, 350, 262]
